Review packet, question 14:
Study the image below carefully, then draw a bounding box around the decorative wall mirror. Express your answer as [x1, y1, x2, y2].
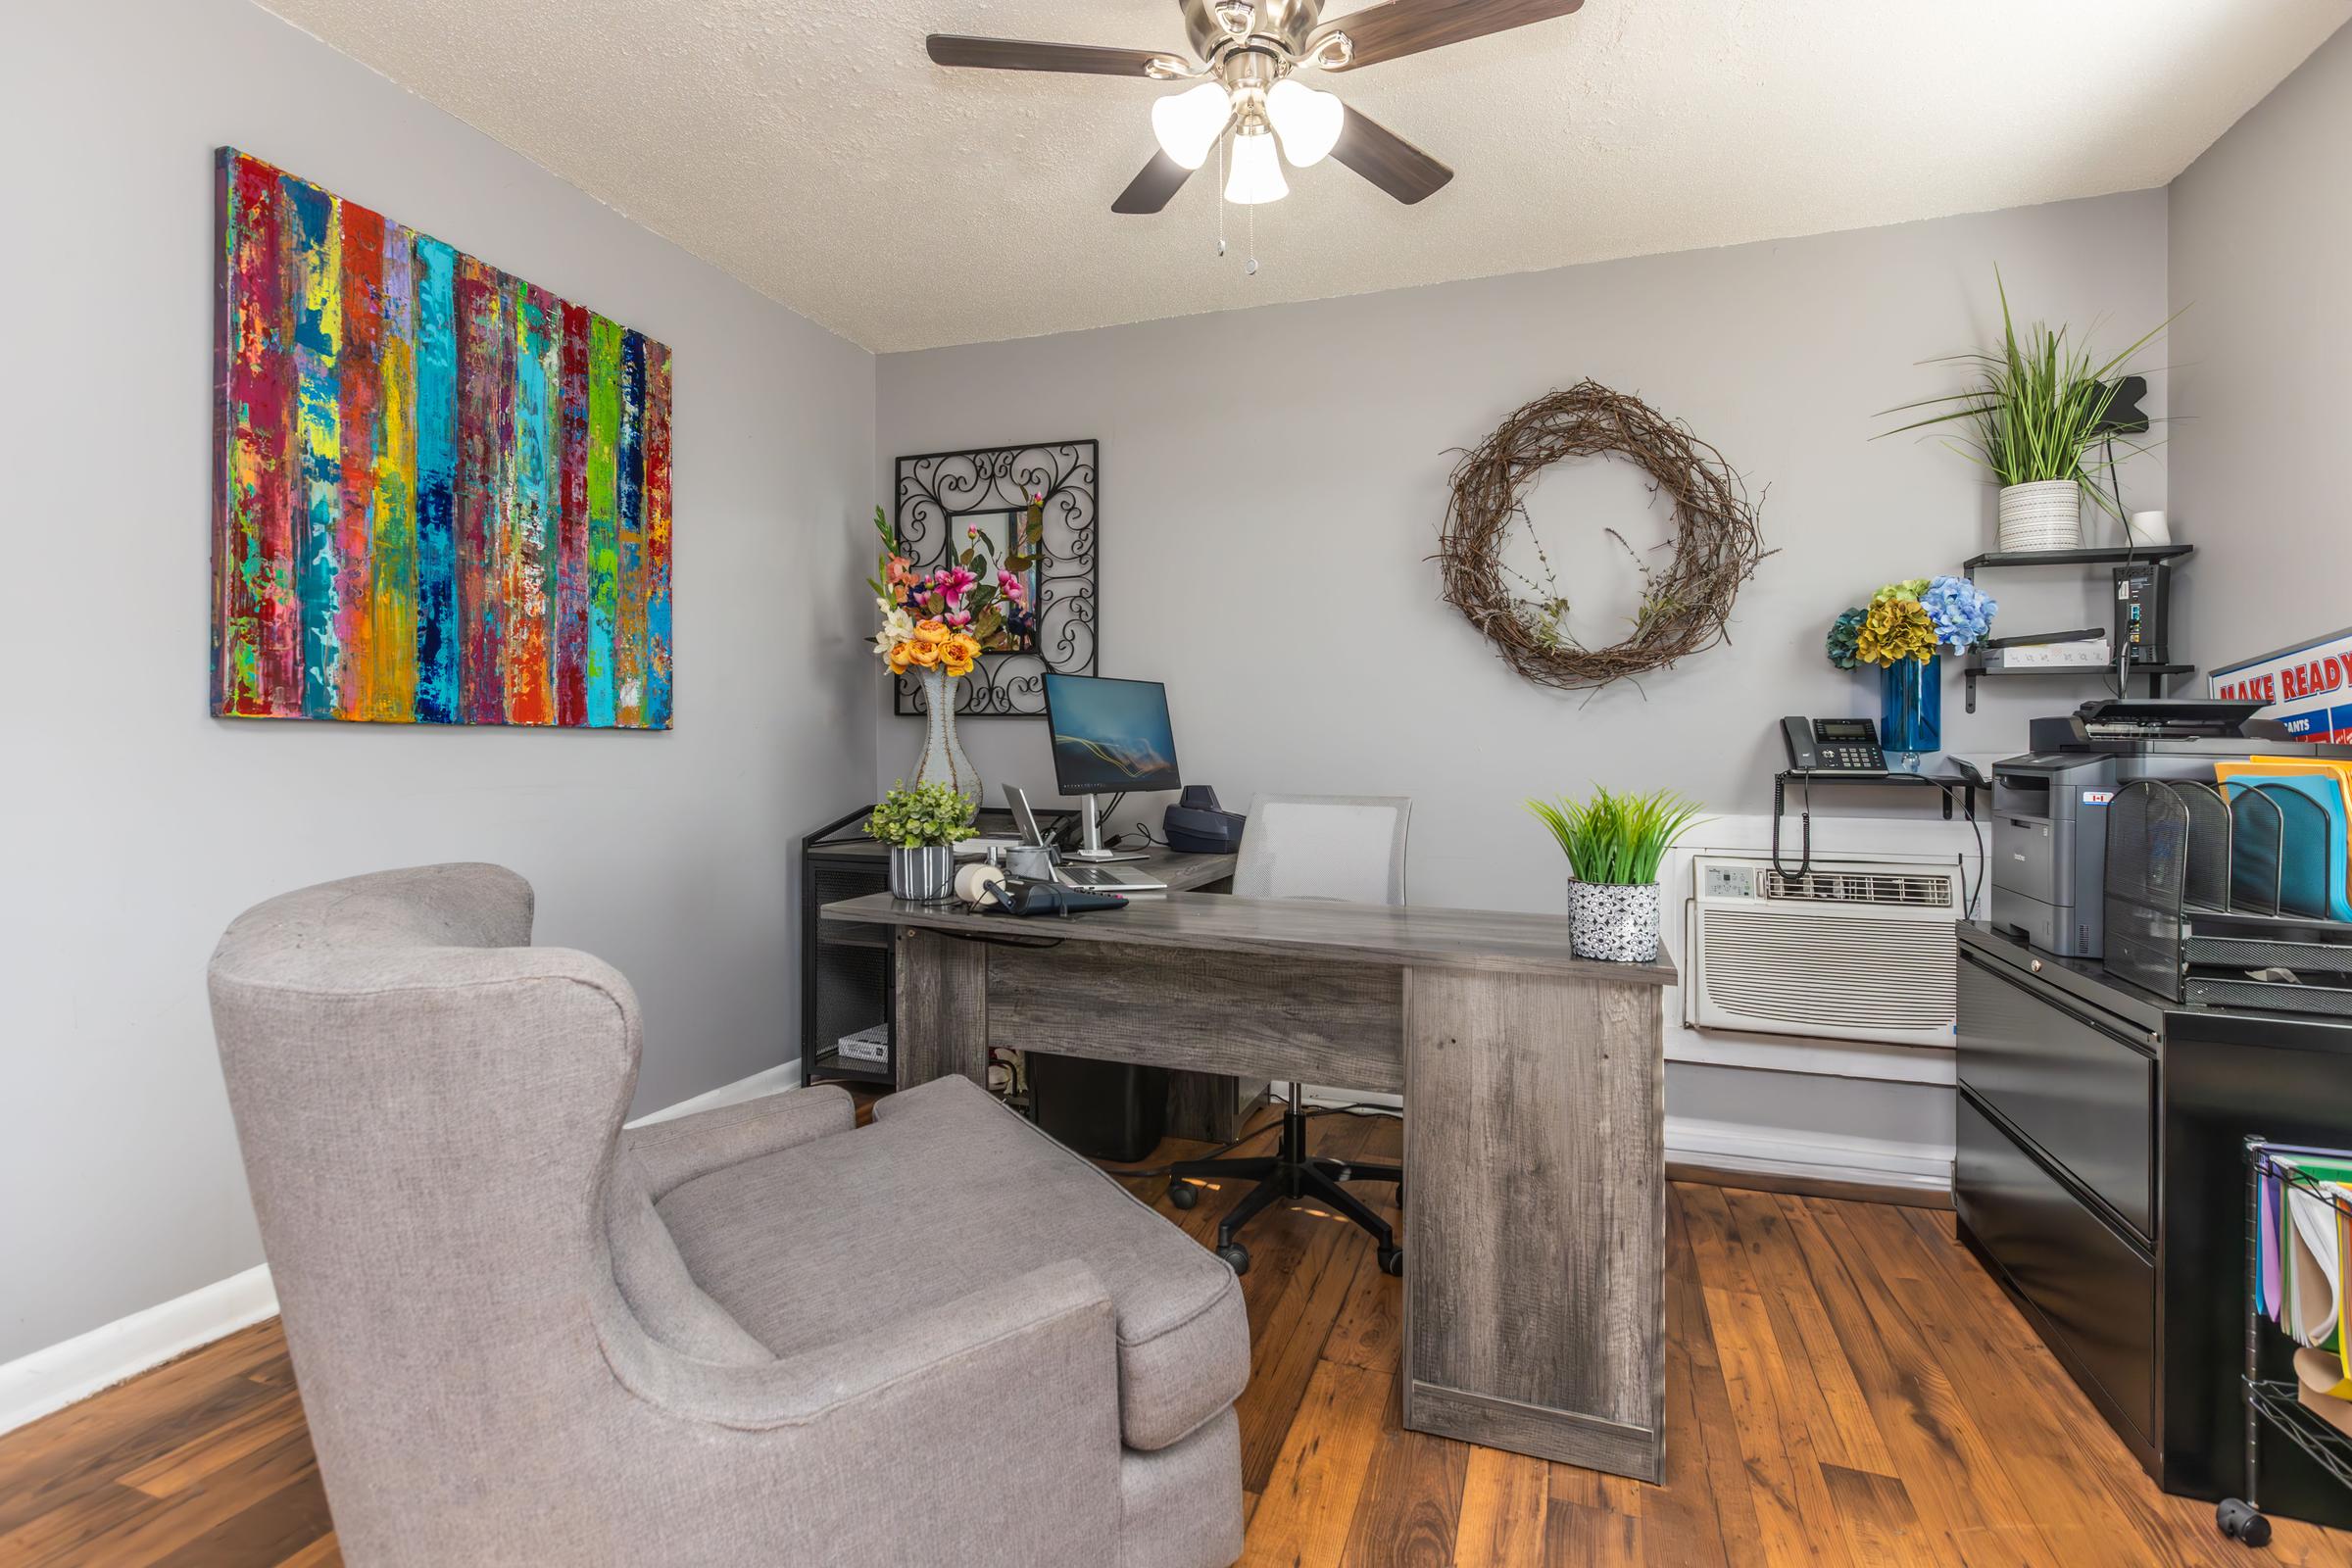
[893, 440, 1098, 717]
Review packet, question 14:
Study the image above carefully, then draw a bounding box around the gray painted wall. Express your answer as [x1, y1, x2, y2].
[0, 0, 875, 1363]
[2170, 21, 2352, 676]
[874, 192, 2173, 914]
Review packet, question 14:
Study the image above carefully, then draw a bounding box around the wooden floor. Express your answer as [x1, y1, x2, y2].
[6, 1107, 2348, 1566]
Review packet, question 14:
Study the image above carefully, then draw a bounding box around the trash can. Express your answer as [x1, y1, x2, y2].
[1026, 1051, 1167, 1163]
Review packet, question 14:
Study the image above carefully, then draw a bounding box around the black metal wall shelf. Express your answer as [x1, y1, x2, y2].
[1962, 543, 2194, 575]
[1958, 542, 2196, 712]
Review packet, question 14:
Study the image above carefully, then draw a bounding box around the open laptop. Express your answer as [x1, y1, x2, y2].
[1004, 784, 1167, 893]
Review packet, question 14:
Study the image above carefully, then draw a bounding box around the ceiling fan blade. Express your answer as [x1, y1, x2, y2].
[1309, 0, 1585, 71]
[1330, 107, 1454, 204]
[1113, 151, 1197, 215]
[926, 34, 1183, 76]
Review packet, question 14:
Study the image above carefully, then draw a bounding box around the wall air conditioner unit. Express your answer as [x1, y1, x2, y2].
[1688, 853, 1959, 1050]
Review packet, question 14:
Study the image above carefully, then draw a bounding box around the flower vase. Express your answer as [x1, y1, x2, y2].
[1879, 655, 1941, 771]
[914, 667, 980, 804]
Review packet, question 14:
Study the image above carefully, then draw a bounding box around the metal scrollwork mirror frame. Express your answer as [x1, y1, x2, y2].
[892, 440, 1099, 718]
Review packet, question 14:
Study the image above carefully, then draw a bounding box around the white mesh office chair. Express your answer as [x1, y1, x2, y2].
[1166, 795, 1410, 1277]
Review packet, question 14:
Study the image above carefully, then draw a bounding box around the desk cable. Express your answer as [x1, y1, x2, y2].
[1769, 770, 1986, 917]
[1097, 1103, 1401, 1181]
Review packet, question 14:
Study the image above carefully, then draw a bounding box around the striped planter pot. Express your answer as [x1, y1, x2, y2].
[1995, 480, 2084, 552]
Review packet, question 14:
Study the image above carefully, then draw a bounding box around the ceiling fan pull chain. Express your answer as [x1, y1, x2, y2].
[1247, 201, 1257, 276]
[1215, 132, 1228, 258]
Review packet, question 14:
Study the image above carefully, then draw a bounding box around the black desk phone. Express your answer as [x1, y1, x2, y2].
[1781, 715, 1887, 776]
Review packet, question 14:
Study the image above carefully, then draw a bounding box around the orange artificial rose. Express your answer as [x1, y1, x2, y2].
[888, 643, 914, 674]
[911, 618, 951, 645]
[903, 638, 943, 668]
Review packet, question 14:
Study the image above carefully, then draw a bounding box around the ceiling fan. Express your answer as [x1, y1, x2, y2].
[926, 0, 1587, 214]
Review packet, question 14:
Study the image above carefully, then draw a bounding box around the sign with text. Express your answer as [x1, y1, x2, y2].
[2211, 626, 2352, 743]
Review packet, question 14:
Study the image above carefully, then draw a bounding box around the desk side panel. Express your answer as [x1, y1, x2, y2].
[1403, 967, 1664, 1481]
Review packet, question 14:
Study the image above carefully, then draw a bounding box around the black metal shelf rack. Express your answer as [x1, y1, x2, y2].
[800, 808, 899, 1089]
[798, 803, 1078, 1091]
[2222, 1139, 2352, 1546]
[1959, 543, 2197, 713]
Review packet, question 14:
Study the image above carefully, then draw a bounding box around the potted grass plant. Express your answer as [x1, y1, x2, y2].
[867, 780, 978, 903]
[1881, 273, 2170, 552]
[1527, 787, 1706, 962]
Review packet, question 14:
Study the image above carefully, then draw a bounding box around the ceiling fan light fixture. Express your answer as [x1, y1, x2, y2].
[1151, 81, 1233, 171]
[1224, 125, 1288, 205]
[1265, 77, 1344, 168]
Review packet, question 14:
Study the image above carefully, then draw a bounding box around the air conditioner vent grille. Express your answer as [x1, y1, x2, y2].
[1763, 869, 1953, 907]
[1698, 907, 1956, 1032]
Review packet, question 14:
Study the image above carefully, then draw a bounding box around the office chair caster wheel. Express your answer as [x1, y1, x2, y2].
[1379, 1248, 1404, 1277]
[2217, 1498, 2270, 1546]
[1215, 1243, 1250, 1276]
[1168, 1180, 1198, 1210]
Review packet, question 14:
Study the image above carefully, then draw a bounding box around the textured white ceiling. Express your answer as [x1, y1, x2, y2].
[255, 0, 2346, 353]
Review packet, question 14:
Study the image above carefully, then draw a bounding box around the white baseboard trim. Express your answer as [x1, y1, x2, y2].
[625, 1061, 804, 1127]
[1663, 1115, 1952, 1199]
[0, 1061, 818, 1438]
[0, 1263, 279, 1437]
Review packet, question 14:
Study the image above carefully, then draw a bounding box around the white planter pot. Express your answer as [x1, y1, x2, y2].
[1996, 480, 2084, 552]
[1568, 880, 1663, 963]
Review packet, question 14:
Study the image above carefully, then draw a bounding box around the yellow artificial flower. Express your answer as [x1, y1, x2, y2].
[1856, 597, 1936, 666]
[902, 638, 943, 669]
[888, 642, 914, 675]
[942, 632, 980, 677]
[911, 618, 951, 646]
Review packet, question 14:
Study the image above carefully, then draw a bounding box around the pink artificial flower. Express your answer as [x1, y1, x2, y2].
[937, 565, 978, 605]
[945, 609, 973, 628]
[996, 569, 1027, 603]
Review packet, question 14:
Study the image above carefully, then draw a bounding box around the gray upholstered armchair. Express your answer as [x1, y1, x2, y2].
[208, 863, 1249, 1568]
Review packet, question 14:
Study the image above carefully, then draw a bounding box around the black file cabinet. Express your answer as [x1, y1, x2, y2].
[1956, 924, 2352, 1528]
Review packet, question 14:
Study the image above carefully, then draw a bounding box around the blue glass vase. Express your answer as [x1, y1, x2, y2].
[1879, 655, 1941, 770]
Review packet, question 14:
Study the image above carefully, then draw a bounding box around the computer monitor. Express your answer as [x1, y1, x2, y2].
[1042, 673, 1180, 859]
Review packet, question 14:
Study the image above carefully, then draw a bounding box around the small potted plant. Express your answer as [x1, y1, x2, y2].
[1880, 273, 2169, 552]
[866, 780, 978, 903]
[1526, 787, 1705, 962]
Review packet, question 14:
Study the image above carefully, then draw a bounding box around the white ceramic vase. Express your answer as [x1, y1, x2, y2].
[913, 667, 980, 804]
[1995, 479, 2084, 552]
[1568, 880, 1663, 963]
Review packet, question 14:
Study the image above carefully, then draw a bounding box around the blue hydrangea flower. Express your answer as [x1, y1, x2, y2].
[1919, 574, 1997, 652]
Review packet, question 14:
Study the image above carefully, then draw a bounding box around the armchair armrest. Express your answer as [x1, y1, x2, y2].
[622, 1083, 855, 1198]
[592, 1259, 1126, 1567]
[609, 1256, 1116, 1431]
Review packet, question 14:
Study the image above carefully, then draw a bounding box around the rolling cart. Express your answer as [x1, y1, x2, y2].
[2221, 1139, 2352, 1547]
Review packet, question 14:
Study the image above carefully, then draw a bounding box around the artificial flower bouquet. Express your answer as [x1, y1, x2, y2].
[1825, 575, 1997, 669]
[867, 502, 1041, 677]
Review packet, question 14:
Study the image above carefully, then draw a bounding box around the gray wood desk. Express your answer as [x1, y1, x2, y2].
[821, 888, 1676, 1480]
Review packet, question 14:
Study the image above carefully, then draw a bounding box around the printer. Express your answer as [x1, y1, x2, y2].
[1989, 700, 2352, 957]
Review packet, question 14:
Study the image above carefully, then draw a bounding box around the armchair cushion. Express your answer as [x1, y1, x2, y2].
[656, 1075, 1250, 1452]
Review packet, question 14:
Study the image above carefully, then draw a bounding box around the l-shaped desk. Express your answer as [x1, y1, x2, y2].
[821, 879, 1674, 1480]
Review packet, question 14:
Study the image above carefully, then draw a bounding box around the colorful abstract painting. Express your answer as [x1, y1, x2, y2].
[212, 149, 672, 727]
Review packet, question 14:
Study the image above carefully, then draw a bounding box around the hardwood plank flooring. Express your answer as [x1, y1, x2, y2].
[5, 1106, 2347, 1566]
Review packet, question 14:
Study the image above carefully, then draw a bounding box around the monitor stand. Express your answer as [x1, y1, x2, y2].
[1068, 793, 1146, 863]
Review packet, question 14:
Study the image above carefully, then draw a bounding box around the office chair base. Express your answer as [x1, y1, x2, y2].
[1168, 1095, 1400, 1277]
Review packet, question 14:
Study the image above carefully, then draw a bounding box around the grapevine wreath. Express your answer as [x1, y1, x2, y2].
[1437, 379, 1770, 692]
